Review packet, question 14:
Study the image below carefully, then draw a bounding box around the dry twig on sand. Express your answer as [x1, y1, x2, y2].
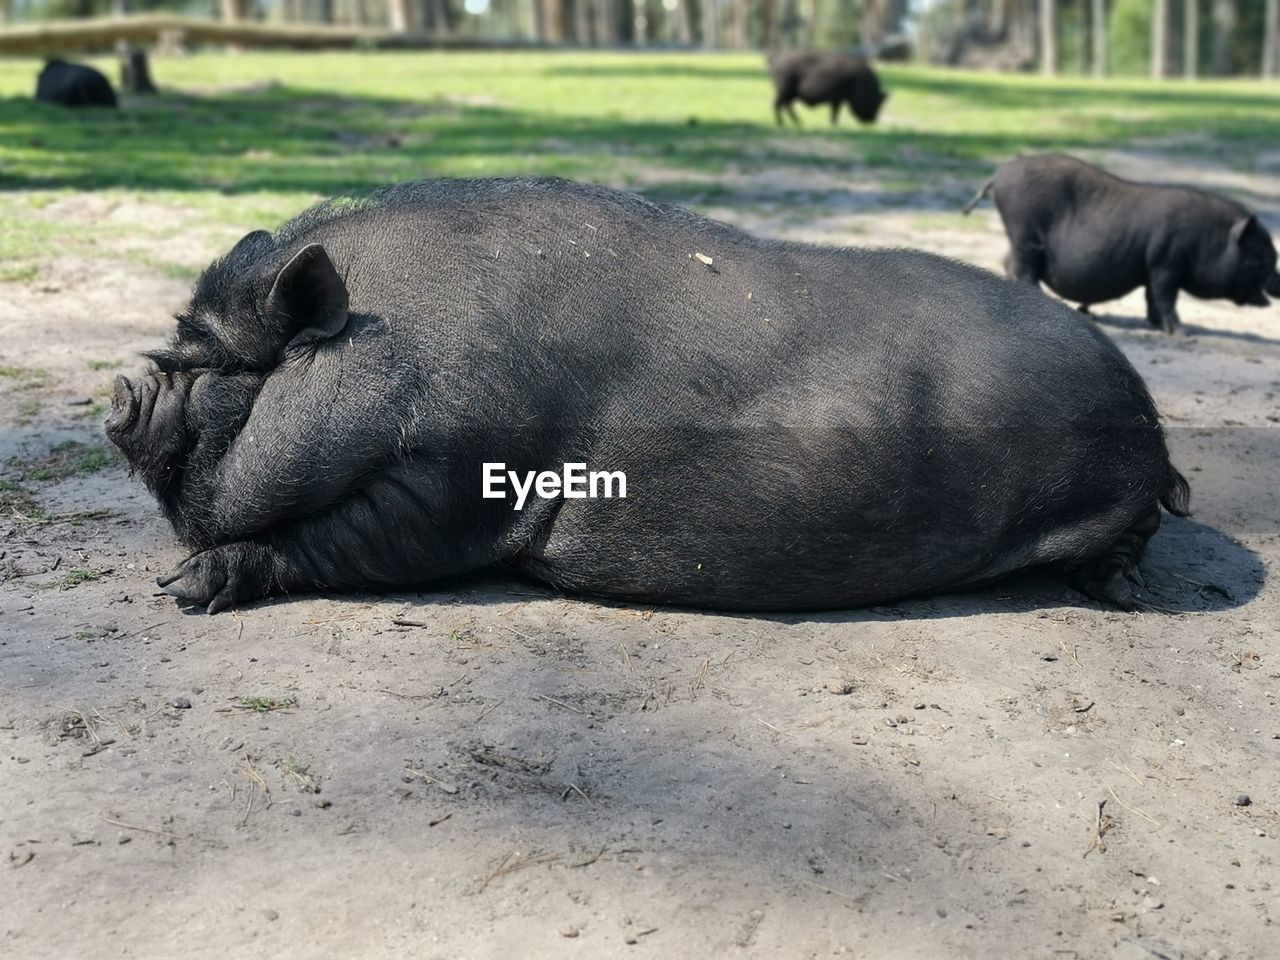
[1083, 799, 1114, 858]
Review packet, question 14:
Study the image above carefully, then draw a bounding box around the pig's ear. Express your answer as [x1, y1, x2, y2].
[264, 243, 349, 346]
[1230, 215, 1262, 246]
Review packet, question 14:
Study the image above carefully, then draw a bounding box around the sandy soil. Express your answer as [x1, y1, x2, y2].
[2, 166, 1278, 960]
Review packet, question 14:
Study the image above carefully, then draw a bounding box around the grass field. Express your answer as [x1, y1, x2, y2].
[1, 50, 1279, 282]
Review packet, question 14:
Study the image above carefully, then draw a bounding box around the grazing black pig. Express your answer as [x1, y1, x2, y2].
[106, 178, 1187, 614]
[965, 153, 1280, 333]
[769, 51, 887, 127]
[35, 59, 118, 108]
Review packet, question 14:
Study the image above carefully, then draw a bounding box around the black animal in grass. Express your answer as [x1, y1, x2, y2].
[769, 51, 887, 127]
[35, 59, 118, 109]
[965, 153, 1280, 334]
[107, 177, 1187, 615]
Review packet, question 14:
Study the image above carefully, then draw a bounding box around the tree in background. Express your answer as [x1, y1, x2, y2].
[2, 0, 1276, 75]
[1266, 0, 1278, 77]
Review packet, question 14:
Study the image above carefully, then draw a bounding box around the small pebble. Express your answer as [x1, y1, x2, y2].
[1233, 794, 1251, 807]
[559, 927, 579, 939]
[260, 909, 279, 922]
[290, 808, 302, 817]
[913, 703, 926, 710]
[170, 696, 192, 709]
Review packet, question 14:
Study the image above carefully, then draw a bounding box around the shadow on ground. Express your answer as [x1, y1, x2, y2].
[1093, 309, 1280, 348]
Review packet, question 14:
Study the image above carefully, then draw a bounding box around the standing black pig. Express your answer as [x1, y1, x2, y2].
[107, 178, 1187, 614]
[35, 59, 118, 109]
[965, 153, 1280, 334]
[769, 51, 887, 127]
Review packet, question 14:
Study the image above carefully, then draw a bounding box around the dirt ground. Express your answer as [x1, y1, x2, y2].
[3, 157, 1279, 960]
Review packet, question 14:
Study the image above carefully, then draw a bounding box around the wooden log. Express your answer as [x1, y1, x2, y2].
[0, 15, 552, 55]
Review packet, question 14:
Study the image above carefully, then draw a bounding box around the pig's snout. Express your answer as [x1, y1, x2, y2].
[105, 375, 139, 432]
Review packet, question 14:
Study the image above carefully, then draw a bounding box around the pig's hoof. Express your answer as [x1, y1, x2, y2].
[1071, 561, 1137, 611]
[157, 544, 264, 614]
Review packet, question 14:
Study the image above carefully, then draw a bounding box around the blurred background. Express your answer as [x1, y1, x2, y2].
[1, 0, 1278, 77]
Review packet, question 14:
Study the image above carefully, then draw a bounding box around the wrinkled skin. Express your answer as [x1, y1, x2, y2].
[35, 59, 118, 108]
[107, 178, 1188, 615]
[965, 153, 1280, 334]
[768, 51, 888, 127]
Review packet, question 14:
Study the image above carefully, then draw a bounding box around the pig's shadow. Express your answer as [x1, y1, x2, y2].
[1091, 310, 1280, 348]
[295, 514, 1259, 625]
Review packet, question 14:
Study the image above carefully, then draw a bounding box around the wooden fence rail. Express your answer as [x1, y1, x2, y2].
[0, 15, 547, 55]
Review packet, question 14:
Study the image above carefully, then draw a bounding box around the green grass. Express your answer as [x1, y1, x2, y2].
[236, 694, 298, 713]
[0, 365, 52, 389]
[46, 568, 109, 590]
[13, 441, 118, 482]
[0, 51, 1276, 277]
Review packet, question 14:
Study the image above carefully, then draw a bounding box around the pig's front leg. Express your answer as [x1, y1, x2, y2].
[1145, 270, 1183, 334]
[159, 474, 506, 613]
[158, 541, 276, 614]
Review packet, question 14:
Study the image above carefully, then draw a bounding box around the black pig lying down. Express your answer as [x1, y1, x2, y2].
[965, 153, 1280, 334]
[106, 178, 1188, 614]
[35, 59, 118, 108]
[769, 51, 887, 127]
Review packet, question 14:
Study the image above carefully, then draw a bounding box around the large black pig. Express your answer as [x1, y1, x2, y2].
[769, 51, 887, 127]
[35, 59, 118, 109]
[965, 153, 1280, 334]
[107, 178, 1188, 614]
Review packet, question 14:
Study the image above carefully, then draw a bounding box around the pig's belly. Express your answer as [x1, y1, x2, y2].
[515, 446, 1136, 612]
[1042, 234, 1144, 305]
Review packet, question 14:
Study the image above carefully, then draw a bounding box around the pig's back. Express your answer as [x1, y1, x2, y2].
[283, 180, 1171, 609]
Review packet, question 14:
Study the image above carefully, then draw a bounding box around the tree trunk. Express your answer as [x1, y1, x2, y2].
[804, 0, 818, 48]
[732, 0, 747, 49]
[673, 0, 693, 44]
[1039, 0, 1058, 75]
[866, 0, 888, 47]
[1265, 0, 1279, 78]
[701, 0, 718, 48]
[119, 48, 157, 93]
[1183, 0, 1198, 77]
[389, 0, 413, 32]
[1211, 0, 1235, 76]
[545, 0, 568, 40]
[1091, 0, 1106, 76]
[593, 0, 617, 42]
[221, 0, 250, 20]
[1152, 0, 1171, 78]
[573, 0, 591, 42]
[989, 0, 1007, 33]
[762, 0, 777, 49]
